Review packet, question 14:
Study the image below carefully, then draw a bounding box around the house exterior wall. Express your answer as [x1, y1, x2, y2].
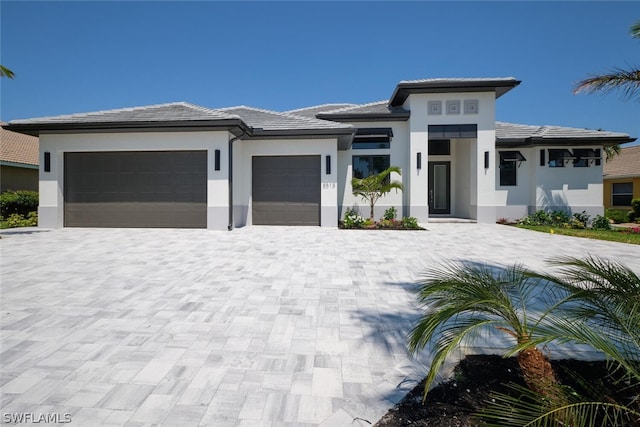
[235, 138, 338, 227]
[37, 131, 230, 230]
[0, 164, 39, 192]
[496, 146, 605, 220]
[405, 92, 496, 223]
[337, 121, 408, 221]
[604, 176, 640, 210]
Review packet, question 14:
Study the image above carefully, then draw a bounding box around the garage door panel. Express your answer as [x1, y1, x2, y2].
[252, 155, 320, 226]
[64, 151, 206, 228]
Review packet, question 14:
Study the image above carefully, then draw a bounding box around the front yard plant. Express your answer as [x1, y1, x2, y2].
[340, 206, 422, 230]
[351, 166, 403, 220]
[0, 191, 39, 229]
[408, 256, 640, 426]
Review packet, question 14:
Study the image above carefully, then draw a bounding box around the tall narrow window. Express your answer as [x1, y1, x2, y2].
[499, 151, 525, 186]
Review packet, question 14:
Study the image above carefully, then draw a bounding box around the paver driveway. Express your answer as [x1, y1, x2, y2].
[1, 224, 638, 426]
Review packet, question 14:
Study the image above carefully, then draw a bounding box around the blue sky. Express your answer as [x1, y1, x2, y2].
[1, 1, 639, 145]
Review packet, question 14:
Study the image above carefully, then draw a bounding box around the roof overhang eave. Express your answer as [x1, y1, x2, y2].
[497, 136, 636, 148]
[390, 80, 522, 107]
[316, 113, 410, 122]
[4, 119, 250, 137]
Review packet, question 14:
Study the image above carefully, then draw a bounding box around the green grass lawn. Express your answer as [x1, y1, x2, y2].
[516, 225, 640, 245]
[0, 221, 8, 229]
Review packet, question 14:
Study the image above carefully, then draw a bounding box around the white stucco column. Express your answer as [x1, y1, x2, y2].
[407, 98, 429, 222]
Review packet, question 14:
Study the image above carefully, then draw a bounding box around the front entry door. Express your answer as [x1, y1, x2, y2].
[428, 161, 450, 214]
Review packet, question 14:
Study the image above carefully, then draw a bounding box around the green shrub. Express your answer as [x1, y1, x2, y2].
[0, 191, 39, 217]
[572, 211, 590, 228]
[606, 208, 631, 224]
[383, 206, 398, 221]
[591, 214, 611, 230]
[343, 207, 365, 229]
[629, 198, 640, 222]
[401, 216, 419, 229]
[5, 211, 37, 228]
[550, 210, 571, 225]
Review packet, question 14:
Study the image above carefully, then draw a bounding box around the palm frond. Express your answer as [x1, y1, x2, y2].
[0, 65, 15, 79]
[573, 67, 640, 102]
[631, 20, 640, 39]
[480, 383, 640, 427]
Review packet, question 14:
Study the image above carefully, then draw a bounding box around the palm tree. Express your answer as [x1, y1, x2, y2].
[0, 65, 15, 79]
[407, 262, 566, 406]
[480, 256, 640, 426]
[408, 256, 640, 426]
[573, 21, 640, 102]
[351, 166, 403, 220]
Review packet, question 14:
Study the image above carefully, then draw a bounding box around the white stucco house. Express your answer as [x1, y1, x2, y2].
[4, 78, 636, 230]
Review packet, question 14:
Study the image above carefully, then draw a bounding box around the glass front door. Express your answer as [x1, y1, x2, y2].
[428, 161, 450, 214]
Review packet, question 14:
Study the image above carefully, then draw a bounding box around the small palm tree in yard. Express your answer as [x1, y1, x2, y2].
[408, 256, 640, 426]
[407, 262, 567, 407]
[351, 166, 403, 220]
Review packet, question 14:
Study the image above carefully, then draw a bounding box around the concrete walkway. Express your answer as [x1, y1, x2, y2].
[1, 224, 638, 426]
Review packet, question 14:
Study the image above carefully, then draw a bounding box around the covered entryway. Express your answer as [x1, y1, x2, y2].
[64, 151, 207, 228]
[252, 155, 321, 226]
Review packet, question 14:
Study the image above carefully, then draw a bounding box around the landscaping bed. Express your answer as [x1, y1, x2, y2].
[375, 355, 640, 427]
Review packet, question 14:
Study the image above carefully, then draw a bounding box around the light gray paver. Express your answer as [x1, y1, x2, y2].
[1, 224, 638, 426]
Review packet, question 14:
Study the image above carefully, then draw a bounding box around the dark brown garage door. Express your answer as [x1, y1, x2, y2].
[64, 151, 207, 228]
[252, 155, 320, 226]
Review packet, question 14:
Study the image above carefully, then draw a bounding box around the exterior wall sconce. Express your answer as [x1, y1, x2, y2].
[214, 149, 221, 171]
[44, 152, 51, 172]
[326, 155, 331, 175]
[484, 151, 489, 169]
[417, 152, 422, 170]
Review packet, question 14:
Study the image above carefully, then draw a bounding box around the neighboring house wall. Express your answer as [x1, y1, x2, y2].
[1, 164, 39, 192]
[604, 177, 640, 210]
[235, 137, 338, 227]
[337, 120, 408, 220]
[37, 131, 230, 229]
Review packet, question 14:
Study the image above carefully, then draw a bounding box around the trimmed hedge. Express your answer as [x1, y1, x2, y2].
[0, 190, 39, 218]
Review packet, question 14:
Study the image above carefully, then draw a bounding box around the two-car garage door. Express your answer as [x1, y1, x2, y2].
[64, 151, 207, 228]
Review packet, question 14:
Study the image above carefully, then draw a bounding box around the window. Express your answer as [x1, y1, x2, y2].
[429, 139, 450, 155]
[612, 182, 633, 207]
[352, 155, 390, 179]
[352, 128, 392, 150]
[548, 149, 574, 168]
[499, 151, 525, 186]
[572, 148, 598, 167]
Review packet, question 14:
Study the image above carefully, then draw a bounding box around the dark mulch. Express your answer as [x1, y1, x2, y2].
[375, 355, 640, 427]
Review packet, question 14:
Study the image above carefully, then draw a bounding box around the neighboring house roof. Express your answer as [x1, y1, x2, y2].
[5, 102, 248, 136]
[390, 77, 521, 106]
[603, 145, 640, 179]
[0, 122, 39, 167]
[496, 122, 635, 147]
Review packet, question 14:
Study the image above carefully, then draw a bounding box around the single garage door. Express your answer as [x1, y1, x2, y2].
[64, 151, 207, 228]
[252, 155, 321, 226]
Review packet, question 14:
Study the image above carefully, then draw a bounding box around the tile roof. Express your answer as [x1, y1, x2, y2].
[0, 123, 39, 166]
[8, 102, 240, 125]
[496, 122, 633, 142]
[285, 104, 357, 118]
[603, 145, 640, 178]
[218, 106, 352, 131]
